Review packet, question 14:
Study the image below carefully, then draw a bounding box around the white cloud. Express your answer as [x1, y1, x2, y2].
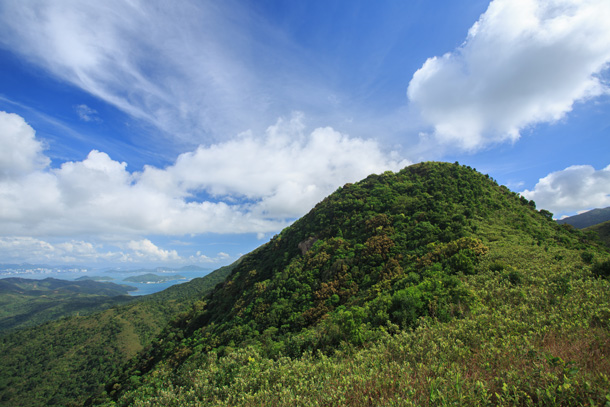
[0, 237, 118, 263]
[126, 239, 180, 262]
[520, 164, 610, 216]
[407, 0, 610, 150]
[0, 111, 49, 178]
[74, 104, 101, 122]
[0, 111, 409, 238]
[0, 237, 55, 261]
[188, 251, 231, 264]
[0, 1, 331, 144]
[0, 236, 186, 265]
[143, 113, 410, 219]
[0, 236, 235, 266]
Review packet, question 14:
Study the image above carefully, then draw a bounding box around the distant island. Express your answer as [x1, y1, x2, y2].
[76, 275, 114, 281]
[105, 265, 209, 274]
[123, 273, 186, 284]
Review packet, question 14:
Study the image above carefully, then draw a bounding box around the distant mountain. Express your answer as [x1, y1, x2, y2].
[123, 273, 185, 283]
[557, 206, 610, 229]
[0, 277, 136, 333]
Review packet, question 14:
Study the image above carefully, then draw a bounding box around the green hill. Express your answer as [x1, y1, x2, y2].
[2, 162, 609, 407]
[0, 262, 237, 407]
[584, 220, 610, 249]
[96, 162, 610, 406]
[0, 277, 136, 333]
[557, 206, 610, 229]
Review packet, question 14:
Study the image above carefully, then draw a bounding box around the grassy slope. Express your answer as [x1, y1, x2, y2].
[103, 162, 610, 406]
[0, 262, 237, 407]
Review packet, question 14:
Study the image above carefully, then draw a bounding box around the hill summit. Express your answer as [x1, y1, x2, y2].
[96, 161, 610, 406]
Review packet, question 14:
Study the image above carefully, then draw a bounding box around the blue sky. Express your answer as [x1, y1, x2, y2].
[0, 0, 609, 268]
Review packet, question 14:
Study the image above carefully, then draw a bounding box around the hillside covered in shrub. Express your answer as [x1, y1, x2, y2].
[95, 162, 610, 406]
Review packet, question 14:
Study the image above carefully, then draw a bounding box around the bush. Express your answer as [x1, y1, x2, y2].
[505, 270, 523, 285]
[489, 261, 506, 272]
[591, 260, 610, 279]
[446, 251, 475, 275]
[581, 251, 594, 264]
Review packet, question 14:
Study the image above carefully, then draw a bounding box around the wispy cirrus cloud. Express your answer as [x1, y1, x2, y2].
[407, 0, 610, 151]
[0, 0, 337, 145]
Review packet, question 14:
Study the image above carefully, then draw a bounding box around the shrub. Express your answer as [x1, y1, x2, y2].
[591, 260, 610, 279]
[580, 251, 594, 264]
[489, 261, 506, 272]
[505, 270, 523, 285]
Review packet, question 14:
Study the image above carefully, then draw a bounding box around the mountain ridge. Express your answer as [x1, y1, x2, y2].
[557, 206, 610, 229]
[99, 162, 610, 406]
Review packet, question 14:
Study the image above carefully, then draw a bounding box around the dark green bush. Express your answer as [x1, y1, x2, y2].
[591, 260, 610, 279]
[506, 270, 523, 285]
[581, 251, 594, 264]
[489, 261, 506, 272]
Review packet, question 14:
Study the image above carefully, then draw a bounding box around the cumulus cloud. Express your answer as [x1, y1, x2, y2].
[187, 251, 231, 264]
[126, 239, 180, 262]
[142, 113, 409, 219]
[0, 237, 119, 264]
[0, 111, 409, 238]
[520, 164, 610, 216]
[0, 111, 50, 178]
[0, 236, 194, 265]
[407, 0, 610, 150]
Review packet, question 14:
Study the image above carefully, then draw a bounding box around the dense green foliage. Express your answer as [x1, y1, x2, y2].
[0, 263, 236, 407]
[558, 206, 610, 229]
[0, 277, 135, 333]
[584, 220, 610, 249]
[96, 162, 610, 406]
